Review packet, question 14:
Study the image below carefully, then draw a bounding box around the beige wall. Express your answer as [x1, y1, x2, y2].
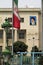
[0, 11, 12, 28]
[19, 10, 40, 51]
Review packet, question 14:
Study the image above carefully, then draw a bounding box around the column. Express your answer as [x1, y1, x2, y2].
[14, 29, 17, 42]
[3, 30, 6, 51]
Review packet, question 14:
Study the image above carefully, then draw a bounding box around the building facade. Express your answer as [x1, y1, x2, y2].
[0, 8, 41, 52]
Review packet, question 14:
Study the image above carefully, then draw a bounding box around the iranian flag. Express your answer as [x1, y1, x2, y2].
[13, 0, 20, 29]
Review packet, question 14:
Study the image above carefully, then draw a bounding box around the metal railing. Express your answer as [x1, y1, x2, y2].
[13, 52, 43, 65]
[0, 52, 43, 65]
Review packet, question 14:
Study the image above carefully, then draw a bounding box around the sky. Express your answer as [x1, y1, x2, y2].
[0, 0, 41, 8]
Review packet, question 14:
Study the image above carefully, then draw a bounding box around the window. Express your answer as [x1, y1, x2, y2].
[7, 30, 14, 39]
[0, 30, 3, 43]
[8, 18, 12, 22]
[18, 30, 26, 39]
[7, 30, 12, 39]
[19, 33, 24, 39]
[0, 46, 2, 52]
[20, 18, 24, 22]
[0, 30, 3, 38]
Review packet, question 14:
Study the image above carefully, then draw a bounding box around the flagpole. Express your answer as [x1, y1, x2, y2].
[12, 0, 20, 57]
[12, 0, 14, 57]
[11, 0, 14, 65]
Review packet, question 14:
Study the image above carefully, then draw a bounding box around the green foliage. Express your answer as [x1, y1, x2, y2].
[2, 47, 11, 55]
[31, 46, 39, 52]
[13, 41, 28, 53]
[4, 62, 10, 65]
[1, 18, 12, 28]
[39, 56, 43, 65]
[31, 46, 42, 57]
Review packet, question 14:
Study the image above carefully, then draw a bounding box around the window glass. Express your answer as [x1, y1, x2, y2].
[0, 30, 3, 38]
[20, 18, 24, 22]
[18, 30, 26, 39]
[0, 46, 2, 52]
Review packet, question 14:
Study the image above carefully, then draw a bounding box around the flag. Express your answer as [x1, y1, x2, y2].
[13, 0, 20, 29]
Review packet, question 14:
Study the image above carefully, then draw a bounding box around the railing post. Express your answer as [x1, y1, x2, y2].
[32, 52, 34, 65]
[20, 52, 23, 65]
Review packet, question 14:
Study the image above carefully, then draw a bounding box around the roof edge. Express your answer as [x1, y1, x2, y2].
[0, 8, 41, 12]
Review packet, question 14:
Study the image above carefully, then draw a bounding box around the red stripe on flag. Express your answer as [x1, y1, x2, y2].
[13, 14, 20, 29]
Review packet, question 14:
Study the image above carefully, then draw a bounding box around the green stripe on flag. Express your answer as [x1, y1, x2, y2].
[14, 0, 18, 5]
